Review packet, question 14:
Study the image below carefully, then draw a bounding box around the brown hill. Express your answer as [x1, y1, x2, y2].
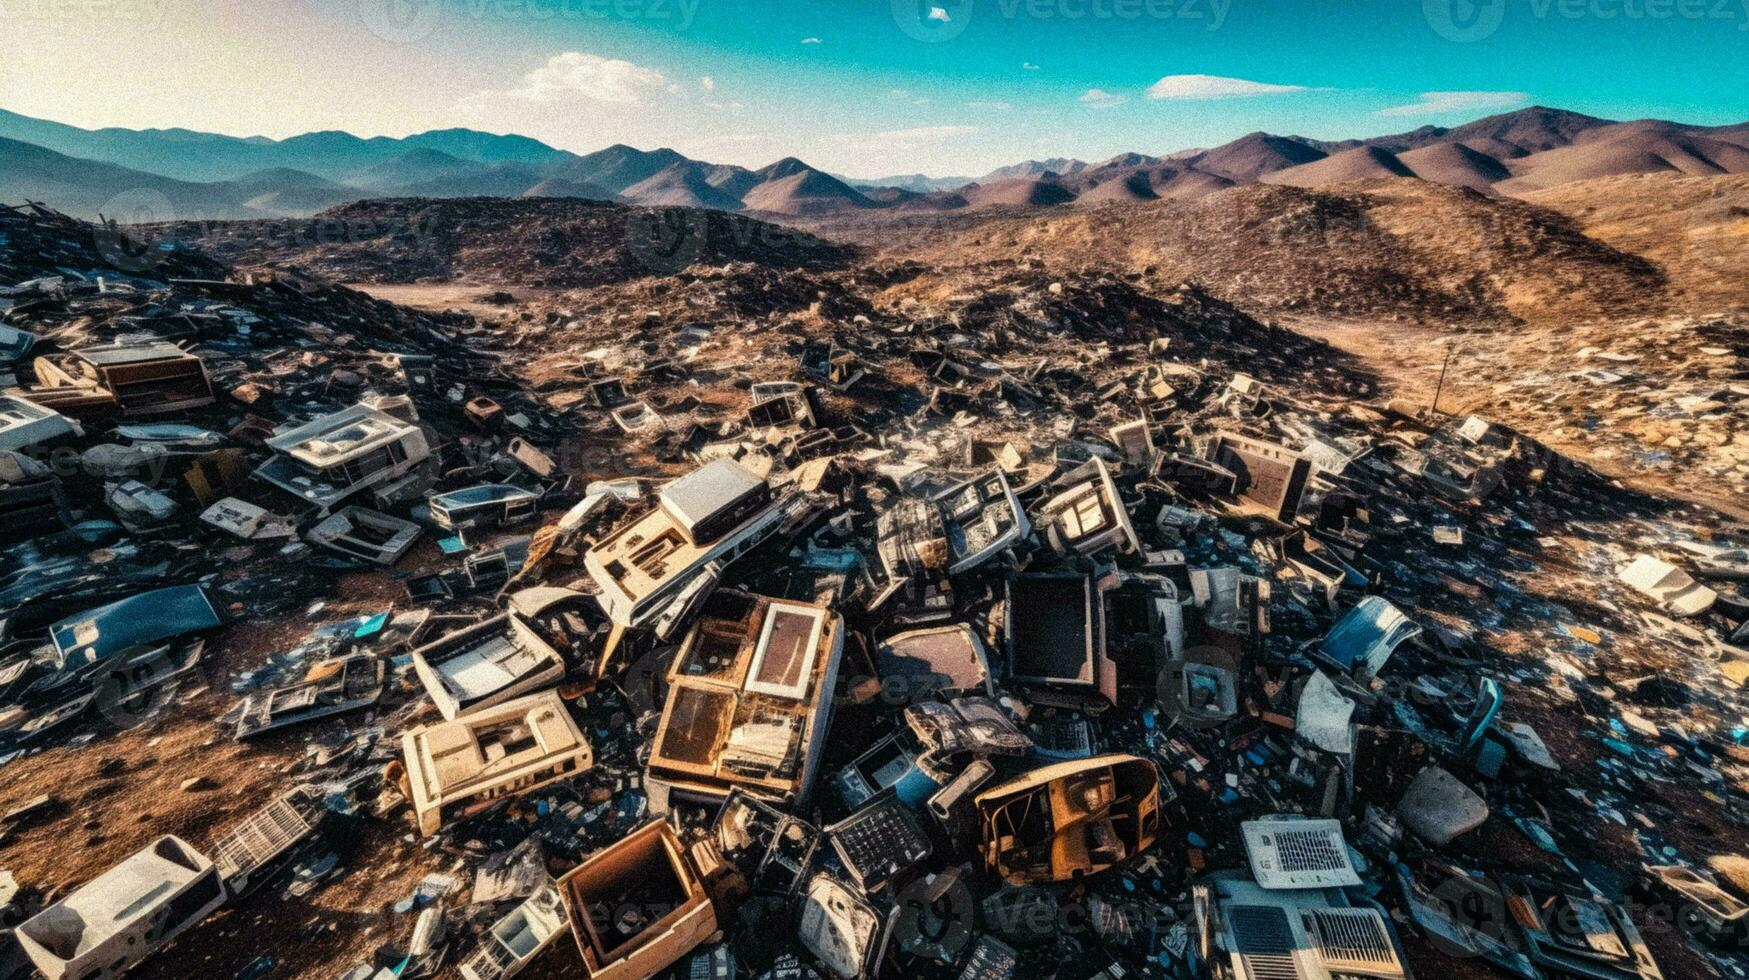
[959, 177, 1077, 208]
[145, 196, 852, 287]
[1155, 170, 1237, 200]
[618, 162, 745, 210]
[520, 177, 617, 200]
[1520, 170, 1749, 308]
[1185, 132, 1327, 182]
[1075, 170, 1160, 204]
[824, 178, 1665, 323]
[740, 163, 875, 215]
[1367, 106, 1612, 155]
[1397, 142, 1513, 192]
[1498, 123, 1749, 192]
[1262, 146, 1415, 187]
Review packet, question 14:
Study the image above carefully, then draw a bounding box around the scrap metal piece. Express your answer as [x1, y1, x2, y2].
[975, 754, 1160, 885]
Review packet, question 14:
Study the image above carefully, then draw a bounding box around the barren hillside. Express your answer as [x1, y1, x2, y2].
[1521, 171, 1749, 310]
[812, 179, 1669, 323]
[147, 196, 853, 287]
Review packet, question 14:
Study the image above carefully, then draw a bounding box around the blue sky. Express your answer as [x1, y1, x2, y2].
[1, 0, 1745, 177]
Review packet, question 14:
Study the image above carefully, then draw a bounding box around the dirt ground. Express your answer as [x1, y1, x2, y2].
[0, 561, 448, 978]
[349, 282, 561, 321]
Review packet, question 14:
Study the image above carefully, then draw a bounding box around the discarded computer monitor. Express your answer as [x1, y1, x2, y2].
[715, 788, 822, 897]
[874, 624, 995, 700]
[429, 484, 542, 532]
[585, 459, 785, 627]
[402, 690, 593, 836]
[1395, 859, 1536, 978]
[30, 340, 214, 418]
[1206, 432, 1311, 522]
[459, 880, 567, 980]
[1005, 573, 1116, 713]
[611, 400, 660, 432]
[557, 820, 717, 980]
[306, 506, 423, 565]
[16, 836, 227, 980]
[904, 698, 1032, 772]
[0, 394, 78, 451]
[0, 450, 68, 542]
[254, 403, 431, 513]
[234, 653, 385, 740]
[1502, 876, 1664, 980]
[1645, 865, 1749, 946]
[201, 496, 295, 541]
[1037, 457, 1139, 557]
[1187, 567, 1271, 661]
[647, 591, 844, 812]
[47, 584, 222, 681]
[748, 382, 817, 429]
[931, 470, 1030, 574]
[411, 612, 567, 721]
[876, 469, 1030, 583]
[1160, 645, 1240, 730]
[1312, 596, 1421, 680]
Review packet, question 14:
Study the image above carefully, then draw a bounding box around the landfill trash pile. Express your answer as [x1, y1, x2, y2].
[1389, 313, 1749, 512]
[1, 200, 1748, 980]
[146, 197, 853, 290]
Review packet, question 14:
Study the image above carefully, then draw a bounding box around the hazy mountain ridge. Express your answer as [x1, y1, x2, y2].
[5, 105, 1749, 221]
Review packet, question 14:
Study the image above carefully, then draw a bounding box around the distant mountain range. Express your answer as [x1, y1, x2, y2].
[3, 105, 1748, 221]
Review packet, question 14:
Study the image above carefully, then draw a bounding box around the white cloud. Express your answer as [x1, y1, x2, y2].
[1079, 88, 1126, 110]
[699, 76, 715, 93]
[1023, 62, 1041, 70]
[927, 5, 952, 21]
[967, 100, 1013, 111]
[509, 52, 676, 105]
[889, 88, 929, 106]
[1145, 74, 1308, 100]
[801, 36, 822, 44]
[1377, 90, 1530, 117]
